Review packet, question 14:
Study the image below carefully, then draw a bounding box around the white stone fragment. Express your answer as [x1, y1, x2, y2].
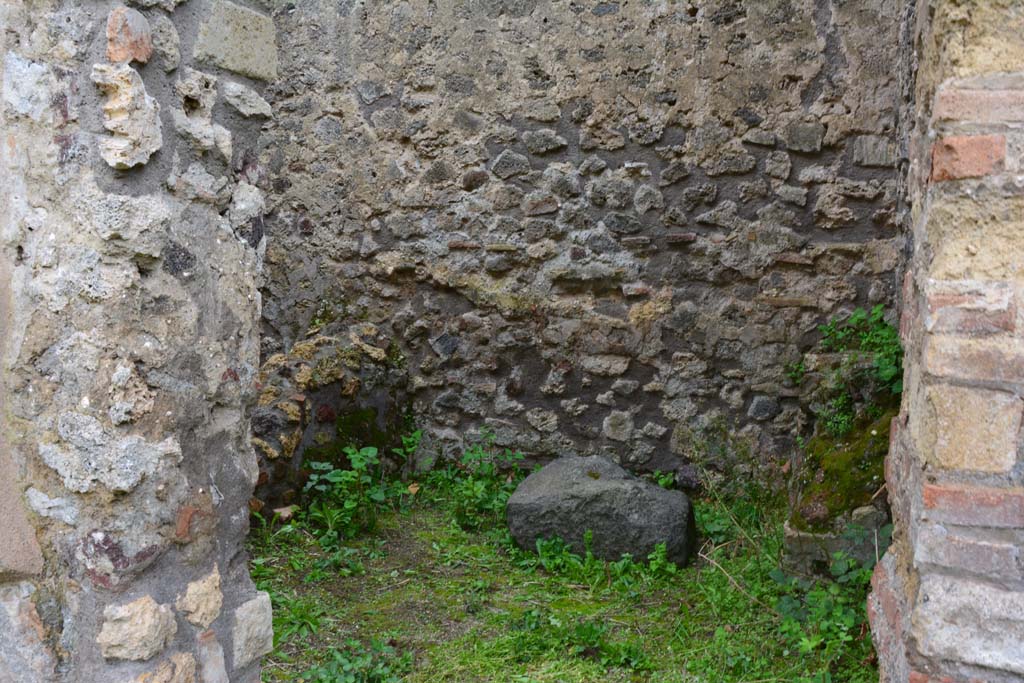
[2, 52, 52, 122]
[171, 68, 219, 152]
[197, 631, 229, 683]
[38, 411, 182, 493]
[91, 63, 162, 169]
[222, 81, 272, 118]
[228, 182, 265, 228]
[150, 15, 180, 72]
[26, 487, 79, 525]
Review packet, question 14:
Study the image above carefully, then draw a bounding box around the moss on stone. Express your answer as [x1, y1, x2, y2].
[790, 406, 896, 533]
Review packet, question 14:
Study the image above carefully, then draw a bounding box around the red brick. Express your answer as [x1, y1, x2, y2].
[868, 556, 911, 681]
[922, 483, 1024, 528]
[870, 559, 904, 635]
[899, 271, 916, 343]
[934, 89, 1024, 124]
[931, 135, 1005, 182]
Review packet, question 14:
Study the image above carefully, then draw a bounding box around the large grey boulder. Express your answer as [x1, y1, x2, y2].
[507, 456, 696, 565]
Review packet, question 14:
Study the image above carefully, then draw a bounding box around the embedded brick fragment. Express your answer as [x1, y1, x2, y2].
[922, 483, 1024, 528]
[106, 7, 152, 64]
[97, 595, 177, 661]
[931, 135, 1005, 182]
[194, 0, 278, 81]
[923, 384, 1021, 472]
[925, 281, 1015, 336]
[933, 89, 1024, 124]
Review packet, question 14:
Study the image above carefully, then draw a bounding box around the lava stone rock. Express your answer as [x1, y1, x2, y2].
[507, 456, 696, 565]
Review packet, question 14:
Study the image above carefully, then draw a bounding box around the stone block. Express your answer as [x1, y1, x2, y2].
[134, 652, 197, 683]
[97, 595, 177, 661]
[909, 673, 980, 683]
[853, 135, 896, 167]
[784, 121, 825, 152]
[39, 411, 181, 493]
[231, 592, 273, 670]
[176, 566, 222, 628]
[924, 335, 1024, 385]
[912, 574, 1024, 674]
[931, 135, 1005, 182]
[925, 194, 1024, 280]
[194, 0, 278, 82]
[222, 82, 272, 118]
[581, 354, 630, 376]
[923, 384, 1021, 472]
[2, 53, 53, 122]
[915, 523, 1021, 583]
[150, 15, 180, 73]
[923, 483, 1024, 528]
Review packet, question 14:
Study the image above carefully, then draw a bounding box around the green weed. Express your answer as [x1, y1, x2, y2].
[251, 437, 879, 683]
[300, 639, 412, 683]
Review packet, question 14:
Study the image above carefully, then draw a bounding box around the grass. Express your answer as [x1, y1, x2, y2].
[249, 456, 878, 683]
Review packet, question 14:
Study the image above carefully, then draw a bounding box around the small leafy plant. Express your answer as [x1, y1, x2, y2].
[510, 609, 652, 672]
[300, 639, 412, 683]
[304, 446, 404, 546]
[773, 551, 875, 672]
[812, 305, 903, 438]
[426, 433, 524, 530]
[818, 304, 902, 396]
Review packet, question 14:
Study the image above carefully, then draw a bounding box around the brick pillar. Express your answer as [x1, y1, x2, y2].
[869, 1, 1024, 681]
[0, 1, 278, 680]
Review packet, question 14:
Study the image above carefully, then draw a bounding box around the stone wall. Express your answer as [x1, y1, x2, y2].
[0, 0, 277, 680]
[868, 1, 1024, 681]
[253, 0, 905, 490]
